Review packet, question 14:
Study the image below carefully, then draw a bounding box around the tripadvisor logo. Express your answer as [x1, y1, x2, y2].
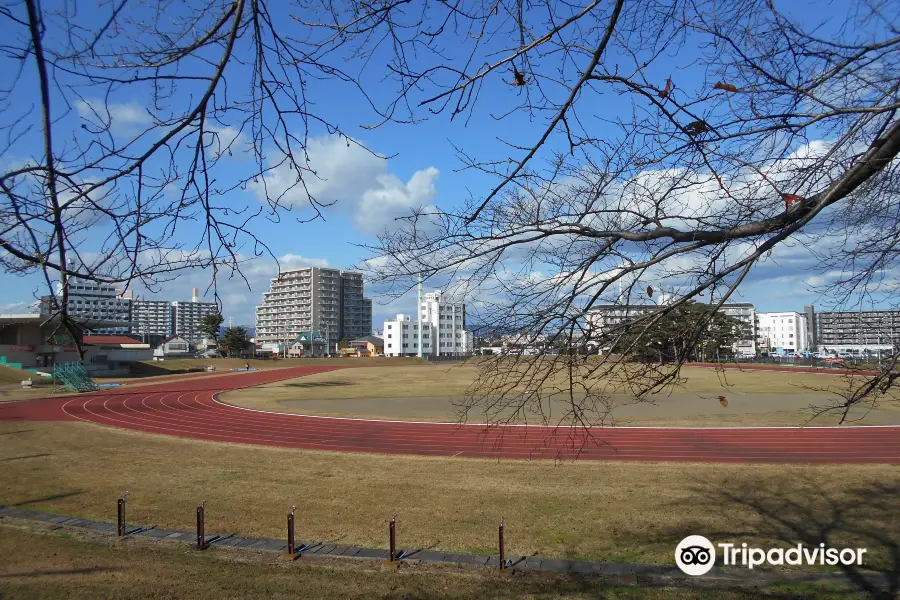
[675, 535, 867, 576]
[675, 535, 716, 576]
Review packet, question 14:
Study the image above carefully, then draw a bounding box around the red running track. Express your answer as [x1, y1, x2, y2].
[2, 365, 898, 463]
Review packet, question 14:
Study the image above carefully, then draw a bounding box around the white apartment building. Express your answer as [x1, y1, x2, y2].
[422, 291, 470, 356]
[756, 311, 809, 353]
[132, 299, 174, 340]
[40, 279, 132, 334]
[383, 290, 472, 357]
[383, 314, 430, 356]
[255, 267, 373, 350]
[172, 297, 219, 342]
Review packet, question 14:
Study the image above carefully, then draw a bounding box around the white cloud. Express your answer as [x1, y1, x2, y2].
[76, 100, 152, 137]
[276, 254, 330, 270]
[203, 124, 251, 159]
[251, 135, 440, 235]
[0, 301, 35, 313]
[357, 168, 439, 235]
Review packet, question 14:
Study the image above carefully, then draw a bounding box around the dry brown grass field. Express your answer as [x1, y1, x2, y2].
[225, 363, 849, 402]
[1, 420, 897, 575]
[222, 363, 900, 426]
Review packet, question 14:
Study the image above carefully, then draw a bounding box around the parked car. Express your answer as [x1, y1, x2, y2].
[823, 357, 845, 366]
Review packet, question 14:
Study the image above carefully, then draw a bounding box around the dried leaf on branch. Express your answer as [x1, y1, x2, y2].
[713, 81, 739, 93]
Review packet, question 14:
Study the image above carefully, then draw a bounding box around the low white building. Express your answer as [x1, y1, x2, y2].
[383, 314, 430, 356]
[383, 290, 473, 357]
[82, 335, 152, 373]
[756, 311, 809, 353]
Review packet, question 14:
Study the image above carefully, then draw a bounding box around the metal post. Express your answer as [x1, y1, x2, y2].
[196, 502, 206, 550]
[498, 517, 505, 571]
[117, 491, 129, 536]
[389, 513, 397, 563]
[117, 499, 125, 536]
[417, 275, 423, 358]
[288, 511, 295, 555]
[283, 505, 297, 560]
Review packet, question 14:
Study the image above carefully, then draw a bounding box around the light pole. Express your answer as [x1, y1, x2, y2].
[417, 274, 423, 359]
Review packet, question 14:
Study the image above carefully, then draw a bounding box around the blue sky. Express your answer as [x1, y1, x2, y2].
[1, 0, 885, 329]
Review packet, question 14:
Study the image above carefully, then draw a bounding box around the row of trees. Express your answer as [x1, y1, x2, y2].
[472, 301, 743, 362]
[607, 302, 744, 363]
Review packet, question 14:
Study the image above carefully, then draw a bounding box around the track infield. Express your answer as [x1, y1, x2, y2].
[2, 364, 898, 464]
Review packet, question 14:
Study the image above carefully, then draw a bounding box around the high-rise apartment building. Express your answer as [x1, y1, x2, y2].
[340, 271, 371, 340]
[172, 302, 218, 342]
[132, 299, 174, 342]
[40, 279, 132, 334]
[810, 306, 900, 353]
[362, 298, 373, 336]
[41, 283, 219, 343]
[255, 267, 373, 349]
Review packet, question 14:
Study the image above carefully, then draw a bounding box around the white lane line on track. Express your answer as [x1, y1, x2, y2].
[71, 364, 897, 430]
[211, 394, 900, 430]
[73, 387, 900, 449]
[46, 397, 900, 460]
[56, 400, 900, 460]
[60, 390, 900, 460]
[57, 370, 900, 462]
[85, 390, 900, 451]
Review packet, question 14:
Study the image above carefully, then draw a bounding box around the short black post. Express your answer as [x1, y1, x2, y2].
[196, 502, 206, 550]
[117, 491, 129, 536]
[117, 499, 125, 536]
[498, 517, 505, 571]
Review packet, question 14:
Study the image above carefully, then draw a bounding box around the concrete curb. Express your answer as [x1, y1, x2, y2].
[0, 505, 888, 591]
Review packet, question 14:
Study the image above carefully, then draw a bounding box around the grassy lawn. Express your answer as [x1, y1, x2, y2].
[0, 521, 864, 600]
[1, 420, 897, 576]
[225, 363, 849, 401]
[0, 365, 49, 385]
[0, 365, 61, 404]
[220, 363, 900, 426]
